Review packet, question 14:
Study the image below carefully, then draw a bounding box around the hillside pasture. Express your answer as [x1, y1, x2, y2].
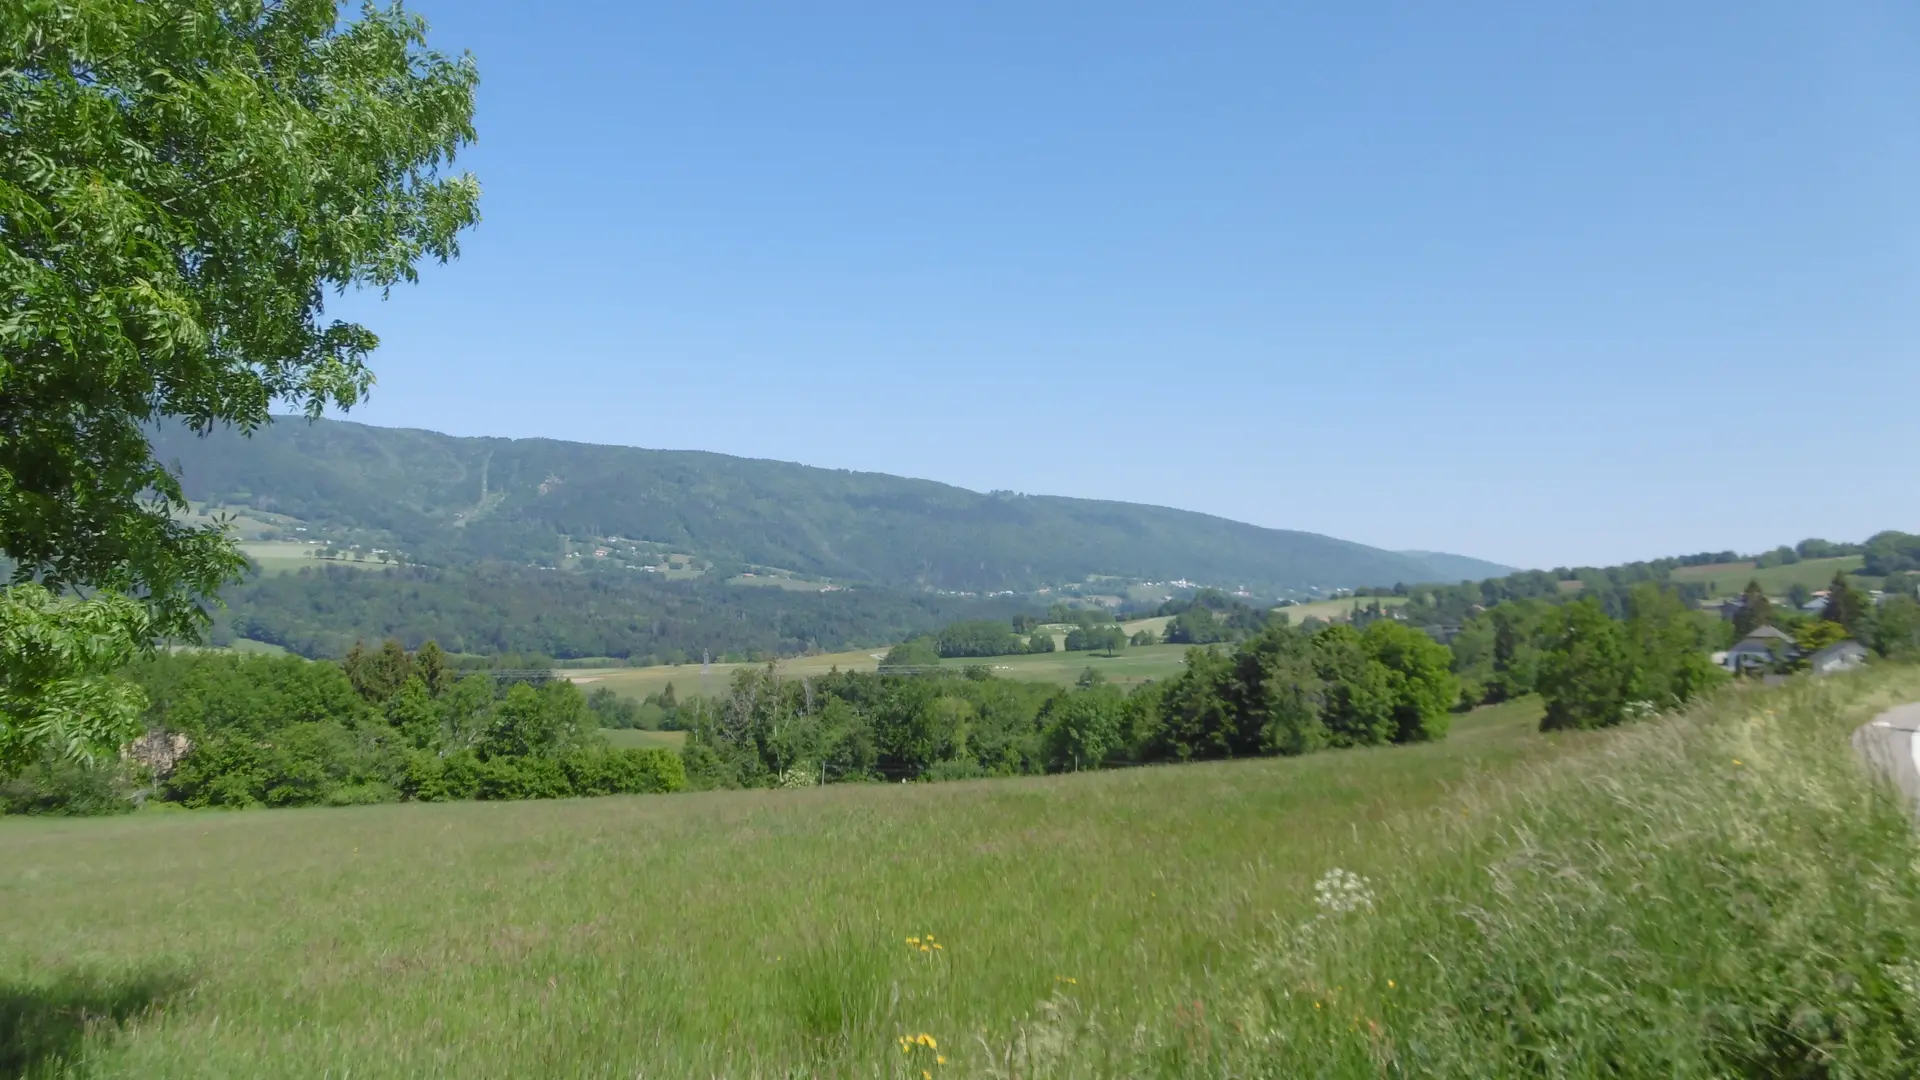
[238, 540, 390, 574]
[1120, 615, 1173, 638]
[1273, 595, 1410, 625]
[1670, 554, 1871, 596]
[0, 698, 1560, 1078]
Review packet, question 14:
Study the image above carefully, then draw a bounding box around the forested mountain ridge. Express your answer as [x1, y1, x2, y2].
[152, 418, 1510, 593]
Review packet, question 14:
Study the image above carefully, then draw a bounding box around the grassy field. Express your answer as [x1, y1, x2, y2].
[1273, 595, 1410, 624]
[563, 648, 886, 700]
[726, 574, 836, 592]
[1670, 554, 1871, 596]
[943, 642, 1195, 688]
[598, 728, 688, 751]
[0, 697, 1562, 1078]
[6, 669, 1920, 1076]
[237, 540, 390, 574]
[568, 641, 1199, 700]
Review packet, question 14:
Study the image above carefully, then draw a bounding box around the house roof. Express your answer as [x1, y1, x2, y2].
[1727, 639, 1777, 654]
[1811, 640, 1867, 660]
[1744, 625, 1794, 641]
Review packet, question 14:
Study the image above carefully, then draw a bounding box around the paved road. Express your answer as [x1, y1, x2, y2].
[1852, 703, 1920, 812]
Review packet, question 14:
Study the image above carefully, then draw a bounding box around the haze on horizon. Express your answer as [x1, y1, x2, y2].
[326, 1, 1920, 570]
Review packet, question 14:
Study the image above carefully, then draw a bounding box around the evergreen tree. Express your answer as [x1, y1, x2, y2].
[1822, 572, 1871, 636]
[1731, 580, 1774, 638]
[385, 677, 440, 750]
[414, 641, 453, 697]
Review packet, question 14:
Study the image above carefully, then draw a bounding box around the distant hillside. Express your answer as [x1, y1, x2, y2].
[151, 417, 1503, 595]
[1397, 550, 1518, 584]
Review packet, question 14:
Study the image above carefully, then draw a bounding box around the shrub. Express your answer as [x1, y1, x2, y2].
[561, 747, 686, 796]
[0, 753, 137, 816]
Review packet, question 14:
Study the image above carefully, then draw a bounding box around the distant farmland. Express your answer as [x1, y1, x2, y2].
[565, 636, 1199, 700]
[239, 540, 390, 575]
[1669, 555, 1871, 596]
[1273, 595, 1411, 625]
[561, 605, 1420, 703]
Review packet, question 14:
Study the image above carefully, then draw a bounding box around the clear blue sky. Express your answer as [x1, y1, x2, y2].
[331, 1, 1920, 571]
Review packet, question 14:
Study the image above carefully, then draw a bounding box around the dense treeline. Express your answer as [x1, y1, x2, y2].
[0, 644, 681, 815]
[682, 618, 1459, 788]
[1376, 532, 1917, 628]
[1450, 576, 1918, 729]
[1159, 589, 1270, 644]
[216, 562, 1038, 662]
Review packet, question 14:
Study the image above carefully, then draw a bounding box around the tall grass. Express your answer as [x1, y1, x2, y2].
[0, 700, 1554, 1078]
[1006, 666, 1920, 1078]
[3, 672, 1917, 1077]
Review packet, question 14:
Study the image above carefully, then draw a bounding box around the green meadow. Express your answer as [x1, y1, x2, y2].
[1272, 595, 1410, 625]
[568, 639, 1198, 700]
[1670, 554, 1871, 596]
[563, 648, 886, 700]
[942, 642, 1195, 689]
[237, 540, 390, 575]
[0, 698, 1557, 1077]
[8, 668, 1919, 1077]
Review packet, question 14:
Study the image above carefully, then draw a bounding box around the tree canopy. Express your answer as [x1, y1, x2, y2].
[0, 1, 479, 770]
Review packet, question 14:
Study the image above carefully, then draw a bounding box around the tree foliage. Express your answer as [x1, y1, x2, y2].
[0, 585, 149, 774]
[0, 0, 478, 630]
[1538, 590, 1724, 731]
[935, 620, 1024, 658]
[1731, 580, 1774, 638]
[1538, 600, 1636, 732]
[0, 0, 478, 772]
[107, 644, 678, 812]
[1822, 571, 1872, 636]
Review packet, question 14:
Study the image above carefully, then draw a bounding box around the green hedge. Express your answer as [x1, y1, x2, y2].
[403, 747, 684, 802]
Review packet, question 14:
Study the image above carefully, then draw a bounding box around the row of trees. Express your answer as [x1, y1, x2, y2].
[1533, 588, 1725, 730]
[1, 643, 682, 815]
[1448, 585, 1724, 727]
[684, 618, 1460, 787]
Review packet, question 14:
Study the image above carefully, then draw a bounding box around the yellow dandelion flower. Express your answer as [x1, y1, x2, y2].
[1387, 980, 1396, 989]
[923, 1072, 932, 1080]
[932, 943, 943, 950]
[1314, 1001, 1322, 1009]
[1733, 759, 1743, 766]
[924, 1034, 938, 1049]
[937, 1055, 947, 1064]
[907, 937, 920, 945]
[920, 945, 931, 952]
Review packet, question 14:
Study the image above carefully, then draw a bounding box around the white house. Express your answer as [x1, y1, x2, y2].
[1809, 640, 1869, 676]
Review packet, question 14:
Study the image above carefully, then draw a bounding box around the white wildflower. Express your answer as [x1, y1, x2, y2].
[776, 765, 819, 789]
[1313, 868, 1373, 915]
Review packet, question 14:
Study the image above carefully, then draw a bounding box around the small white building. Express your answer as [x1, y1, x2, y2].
[1809, 640, 1869, 676]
